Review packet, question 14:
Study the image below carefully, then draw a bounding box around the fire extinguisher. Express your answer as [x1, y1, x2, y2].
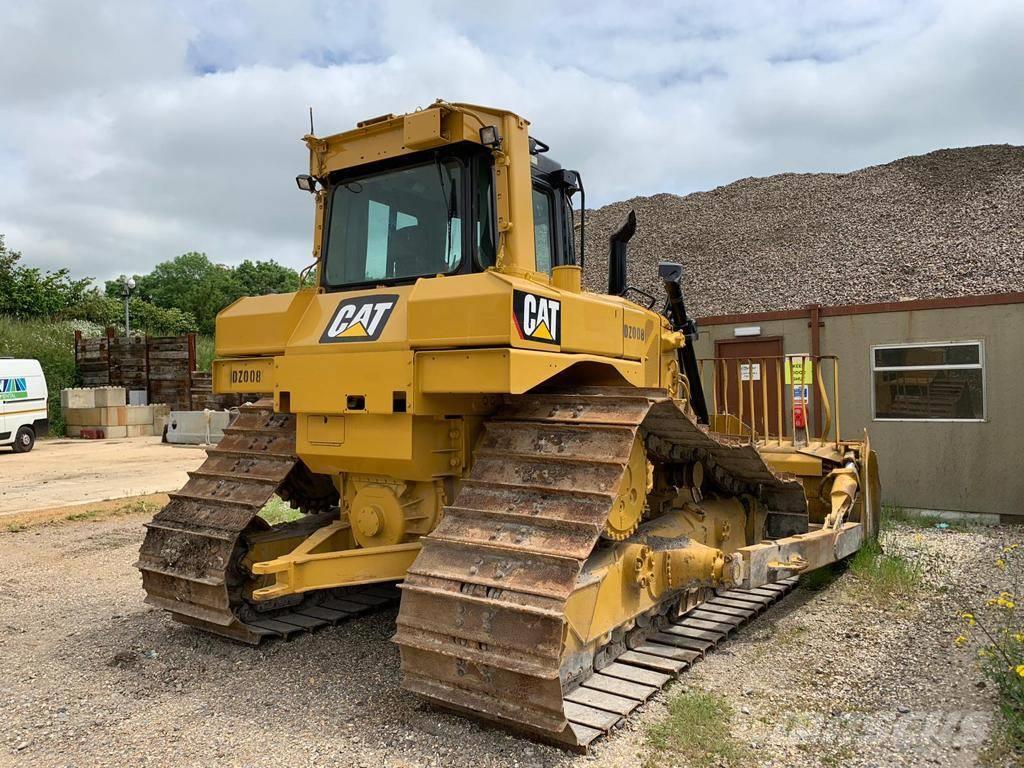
[793, 400, 806, 429]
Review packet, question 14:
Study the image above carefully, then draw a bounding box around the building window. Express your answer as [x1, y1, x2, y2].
[871, 341, 985, 421]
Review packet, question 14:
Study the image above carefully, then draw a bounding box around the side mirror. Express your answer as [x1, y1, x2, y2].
[608, 210, 636, 296]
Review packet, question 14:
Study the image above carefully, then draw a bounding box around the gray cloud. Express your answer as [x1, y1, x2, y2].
[0, 0, 1021, 283]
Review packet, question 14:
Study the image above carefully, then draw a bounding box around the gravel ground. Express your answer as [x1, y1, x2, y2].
[0, 515, 1020, 767]
[580, 144, 1024, 316]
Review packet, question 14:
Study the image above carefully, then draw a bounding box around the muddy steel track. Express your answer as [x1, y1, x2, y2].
[136, 402, 398, 643]
[395, 387, 805, 750]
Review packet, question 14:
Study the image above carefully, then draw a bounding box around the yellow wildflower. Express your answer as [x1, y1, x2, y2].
[1017, 665, 1024, 678]
[1014, 633, 1024, 643]
[987, 597, 1016, 609]
[996, 558, 1006, 569]
[962, 612, 976, 626]
[954, 635, 968, 647]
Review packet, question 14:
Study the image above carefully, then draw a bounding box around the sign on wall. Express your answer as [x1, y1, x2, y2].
[740, 363, 761, 381]
[784, 356, 814, 385]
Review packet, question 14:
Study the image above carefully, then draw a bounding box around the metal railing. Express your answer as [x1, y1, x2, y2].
[696, 355, 842, 450]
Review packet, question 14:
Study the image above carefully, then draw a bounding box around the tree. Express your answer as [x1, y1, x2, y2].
[104, 252, 301, 335]
[233, 259, 300, 297]
[0, 235, 92, 318]
[104, 252, 233, 335]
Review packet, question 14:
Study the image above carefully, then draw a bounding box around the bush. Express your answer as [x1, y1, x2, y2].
[64, 291, 198, 336]
[128, 300, 197, 336]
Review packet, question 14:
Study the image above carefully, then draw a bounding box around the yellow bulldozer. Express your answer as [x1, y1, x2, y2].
[138, 100, 880, 749]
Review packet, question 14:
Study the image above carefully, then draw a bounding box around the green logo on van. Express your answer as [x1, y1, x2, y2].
[0, 377, 28, 401]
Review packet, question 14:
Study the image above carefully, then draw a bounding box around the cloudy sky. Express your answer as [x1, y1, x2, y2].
[1, 0, 1022, 283]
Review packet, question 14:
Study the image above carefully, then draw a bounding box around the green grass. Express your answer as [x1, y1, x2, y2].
[65, 499, 158, 523]
[64, 511, 98, 521]
[258, 496, 303, 526]
[645, 690, 750, 768]
[848, 537, 922, 603]
[195, 334, 215, 372]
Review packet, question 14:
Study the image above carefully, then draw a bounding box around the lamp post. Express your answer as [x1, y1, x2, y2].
[123, 277, 136, 336]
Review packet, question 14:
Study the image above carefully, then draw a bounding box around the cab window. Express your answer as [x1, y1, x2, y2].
[475, 158, 496, 269]
[532, 187, 554, 275]
[324, 158, 463, 286]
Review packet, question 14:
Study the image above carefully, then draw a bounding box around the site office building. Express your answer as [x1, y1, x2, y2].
[692, 292, 1024, 523]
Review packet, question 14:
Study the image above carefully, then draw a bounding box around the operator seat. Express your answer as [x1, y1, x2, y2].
[388, 224, 449, 277]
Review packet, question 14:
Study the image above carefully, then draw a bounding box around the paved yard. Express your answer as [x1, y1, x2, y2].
[0, 438, 205, 518]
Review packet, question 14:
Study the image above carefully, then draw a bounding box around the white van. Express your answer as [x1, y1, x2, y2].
[0, 358, 48, 453]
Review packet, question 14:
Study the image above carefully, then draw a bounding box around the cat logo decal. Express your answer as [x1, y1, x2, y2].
[321, 294, 398, 343]
[513, 290, 561, 345]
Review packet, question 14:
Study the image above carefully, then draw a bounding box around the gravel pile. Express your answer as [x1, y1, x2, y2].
[2, 514, 1020, 767]
[580, 145, 1024, 316]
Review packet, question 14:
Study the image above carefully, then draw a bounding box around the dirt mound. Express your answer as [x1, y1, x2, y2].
[580, 145, 1024, 316]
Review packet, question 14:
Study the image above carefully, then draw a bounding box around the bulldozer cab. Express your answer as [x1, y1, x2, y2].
[303, 101, 584, 291]
[317, 130, 579, 290]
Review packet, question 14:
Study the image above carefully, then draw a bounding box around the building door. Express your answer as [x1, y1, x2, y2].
[714, 337, 785, 437]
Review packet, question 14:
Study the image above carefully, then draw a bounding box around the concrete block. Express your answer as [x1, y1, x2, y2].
[153, 415, 170, 438]
[151, 403, 171, 418]
[80, 428, 105, 439]
[61, 388, 95, 410]
[102, 406, 127, 426]
[126, 424, 155, 437]
[166, 410, 231, 445]
[66, 425, 82, 437]
[128, 389, 148, 406]
[126, 405, 154, 426]
[104, 425, 128, 439]
[94, 387, 127, 407]
[68, 407, 101, 426]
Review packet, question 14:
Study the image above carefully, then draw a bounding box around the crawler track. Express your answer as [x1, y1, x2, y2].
[138, 390, 808, 749]
[394, 387, 806, 749]
[137, 401, 397, 643]
[555, 577, 798, 748]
